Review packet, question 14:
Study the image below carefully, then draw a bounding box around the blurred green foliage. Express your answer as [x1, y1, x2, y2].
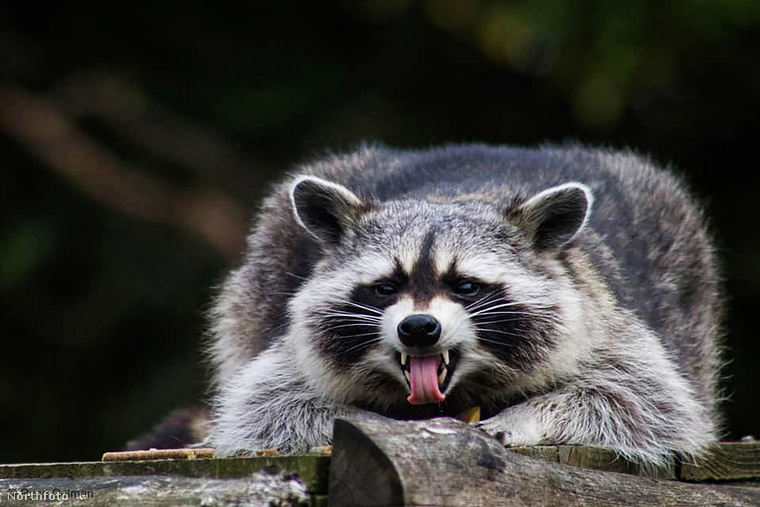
[1, 0, 759, 463]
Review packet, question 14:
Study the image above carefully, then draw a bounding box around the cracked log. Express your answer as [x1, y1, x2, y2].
[328, 415, 760, 506]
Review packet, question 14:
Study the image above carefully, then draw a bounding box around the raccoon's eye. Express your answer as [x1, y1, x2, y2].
[374, 282, 399, 297]
[453, 280, 480, 296]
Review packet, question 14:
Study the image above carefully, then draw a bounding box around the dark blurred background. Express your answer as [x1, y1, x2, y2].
[1, 1, 758, 464]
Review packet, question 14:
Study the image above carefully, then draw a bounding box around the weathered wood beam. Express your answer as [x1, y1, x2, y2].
[328, 416, 760, 506]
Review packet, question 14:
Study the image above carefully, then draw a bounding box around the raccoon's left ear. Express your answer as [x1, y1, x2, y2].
[509, 182, 593, 252]
[289, 176, 367, 246]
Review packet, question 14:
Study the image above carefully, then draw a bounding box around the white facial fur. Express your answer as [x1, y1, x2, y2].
[282, 181, 599, 407]
[283, 224, 594, 408]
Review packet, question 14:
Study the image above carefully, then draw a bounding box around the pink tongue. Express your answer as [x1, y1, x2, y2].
[407, 355, 445, 405]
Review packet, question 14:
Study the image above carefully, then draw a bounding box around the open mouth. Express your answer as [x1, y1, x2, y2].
[399, 349, 458, 405]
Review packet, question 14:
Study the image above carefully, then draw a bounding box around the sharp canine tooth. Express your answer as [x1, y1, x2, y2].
[442, 350, 450, 366]
[401, 352, 408, 366]
[404, 370, 411, 382]
[438, 367, 447, 386]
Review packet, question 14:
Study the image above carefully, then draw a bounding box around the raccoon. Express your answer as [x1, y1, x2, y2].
[207, 144, 723, 467]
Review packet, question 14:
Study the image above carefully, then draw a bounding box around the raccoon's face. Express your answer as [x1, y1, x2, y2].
[287, 176, 592, 411]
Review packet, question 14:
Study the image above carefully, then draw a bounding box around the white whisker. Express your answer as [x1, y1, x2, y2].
[336, 300, 384, 316]
[473, 310, 551, 319]
[285, 271, 309, 281]
[472, 318, 522, 326]
[321, 312, 383, 322]
[473, 327, 523, 339]
[320, 323, 380, 333]
[464, 291, 502, 311]
[337, 336, 384, 357]
[470, 301, 553, 317]
[475, 336, 517, 347]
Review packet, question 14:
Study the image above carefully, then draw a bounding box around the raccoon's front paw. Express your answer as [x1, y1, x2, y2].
[476, 419, 514, 446]
[476, 417, 541, 447]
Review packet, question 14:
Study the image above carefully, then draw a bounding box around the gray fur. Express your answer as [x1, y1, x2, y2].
[207, 144, 723, 466]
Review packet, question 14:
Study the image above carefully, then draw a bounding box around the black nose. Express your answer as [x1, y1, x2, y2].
[397, 315, 441, 347]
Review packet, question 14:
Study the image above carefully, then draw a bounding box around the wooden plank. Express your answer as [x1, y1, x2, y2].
[509, 445, 679, 479]
[560, 445, 677, 480]
[0, 455, 330, 494]
[509, 443, 760, 482]
[510, 445, 560, 464]
[102, 448, 215, 461]
[680, 443, 760, 482]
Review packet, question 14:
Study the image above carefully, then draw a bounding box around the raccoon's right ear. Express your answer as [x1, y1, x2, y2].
[289, 176, 367, 245]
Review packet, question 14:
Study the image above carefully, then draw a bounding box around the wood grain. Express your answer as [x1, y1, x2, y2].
[681, 443, 760, 482]
[328, 415, 760, 506]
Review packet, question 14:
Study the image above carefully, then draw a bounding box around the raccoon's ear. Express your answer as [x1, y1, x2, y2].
[509, 182, 593, 252]
[289, 176, 366, 245]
